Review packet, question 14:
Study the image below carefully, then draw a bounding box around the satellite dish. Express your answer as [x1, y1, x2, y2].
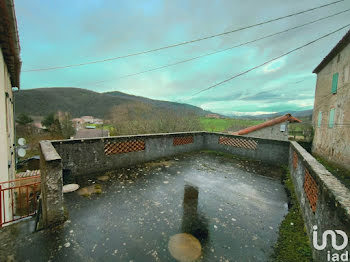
[18, 148, 26, 158]
[18, 138, 26, 146]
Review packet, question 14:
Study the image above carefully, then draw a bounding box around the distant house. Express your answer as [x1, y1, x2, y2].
[93, 118, 103, 125]
[80, 116, 103, 125]
[205, 114, 223, 119]
[81, 116, 94, 123]
[231, 114, 301, 141]
[72, 118, 83, 130]
[0, 0, 21, 223]
[72, 118, 83, 124]
[33, 122, 44, 129]
[73, 129, 109, 139]
[312, 29, 350, 170]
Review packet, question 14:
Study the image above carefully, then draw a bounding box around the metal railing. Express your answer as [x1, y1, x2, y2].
[0, 175, 41, 227]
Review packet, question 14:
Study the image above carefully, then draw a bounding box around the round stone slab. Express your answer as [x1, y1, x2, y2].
[168, 233, 202, 262]
[63, 184, 80, 193]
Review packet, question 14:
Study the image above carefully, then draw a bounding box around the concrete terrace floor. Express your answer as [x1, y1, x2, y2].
[1, 151, 289, 262]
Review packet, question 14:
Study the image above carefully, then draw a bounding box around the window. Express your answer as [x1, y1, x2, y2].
[329, 108, 335, 128]
[280, 124, 286, 132]
[318, 111, 322, 127]
[332, 73, 338, 94]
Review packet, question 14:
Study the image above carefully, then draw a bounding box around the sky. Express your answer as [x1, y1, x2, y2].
[15, 0, 350, 116]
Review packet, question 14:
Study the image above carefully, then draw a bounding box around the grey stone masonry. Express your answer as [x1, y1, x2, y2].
[39, 141, 65, 228]
[52, 132, 206, 176]
[289, 141, 350, 261]
[205, 132, 289, 165]
[39, 131, 350, 262]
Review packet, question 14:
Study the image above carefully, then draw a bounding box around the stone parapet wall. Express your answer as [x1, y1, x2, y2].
[39, 141, 65, 228]
[205, 132, 290, 166]
[39, 132, 350, 262]
[52, 132, 206, 176]
[48, 132, 290, 177]
[289, 141, 350, 261]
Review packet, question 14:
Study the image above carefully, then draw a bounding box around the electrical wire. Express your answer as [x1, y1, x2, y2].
[22, 0, 345, 72]
[187, 24, 350, 98]
[76, 8, 350, 87]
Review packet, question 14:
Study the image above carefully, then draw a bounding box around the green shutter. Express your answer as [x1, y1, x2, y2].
[329, 108, 335, 128]
[318, 111, 322, 127]
[332, 73, 338, 94]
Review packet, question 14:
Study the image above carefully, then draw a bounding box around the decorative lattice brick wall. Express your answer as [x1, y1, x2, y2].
[104, 140, 145, 155]
[304, 168, 318, 213]
[218, 136, 258, 150]
[293, 151, 298, 169]
[173, 136, 194, 146]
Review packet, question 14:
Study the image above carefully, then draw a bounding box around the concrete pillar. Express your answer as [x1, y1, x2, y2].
[40, 141, 65, 227]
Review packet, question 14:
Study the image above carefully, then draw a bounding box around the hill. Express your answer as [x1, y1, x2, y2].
[229, 109, 313, 120]
[14, 87, 211, 118]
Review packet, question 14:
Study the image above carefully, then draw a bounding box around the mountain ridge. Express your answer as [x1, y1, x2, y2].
[13, 87, 212, 118]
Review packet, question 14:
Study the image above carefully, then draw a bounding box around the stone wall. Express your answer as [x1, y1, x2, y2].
[289, 141, 350, 261]
[39, 141, 65, 228]
[39, 132, 291, 229]
[205, 132, 289, 165]
[40, 133, 350, 262]
[50, 132, 290, 178]
[312, 41, 350, 170]
[52, 132, 206, 176]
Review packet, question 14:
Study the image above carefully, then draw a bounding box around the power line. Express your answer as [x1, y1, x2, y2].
[187, 24, 350, 98]
[313, 83, 348, 112]
[22, 0, 345, 72]
[78, 8, 349, 87]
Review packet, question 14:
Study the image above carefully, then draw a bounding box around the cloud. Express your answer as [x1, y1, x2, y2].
[230, 111, 278, 116]
[262, 57, 286, 73]
[16, 0, 350, 115]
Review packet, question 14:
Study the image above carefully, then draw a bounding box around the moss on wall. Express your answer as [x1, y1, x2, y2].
[271, 171, 313, 262]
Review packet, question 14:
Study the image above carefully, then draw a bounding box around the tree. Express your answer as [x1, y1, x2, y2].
[41, 113, 55, 129]
[60, 112, 75, 139]
[107, 102, 201, 135]
[16, 113, 33, 126]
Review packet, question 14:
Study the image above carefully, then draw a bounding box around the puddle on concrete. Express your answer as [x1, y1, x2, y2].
[168, 233, 202, 262]
[3, 151, 288, 262]
[145, 160, 174, 169]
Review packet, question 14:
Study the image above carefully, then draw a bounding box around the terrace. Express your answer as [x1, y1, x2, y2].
[1, 132, 349, 262]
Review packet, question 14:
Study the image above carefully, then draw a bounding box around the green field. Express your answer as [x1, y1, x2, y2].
[200, 117, 263, 132]
[85, 123, 115, 131]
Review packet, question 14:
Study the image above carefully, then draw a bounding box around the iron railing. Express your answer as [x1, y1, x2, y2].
[0, 175, 40, 226]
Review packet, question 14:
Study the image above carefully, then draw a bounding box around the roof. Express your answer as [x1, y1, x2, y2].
[0, 0, 21, 88]
[16, 169, 40, 179]
[313, 29, 350, 74]
[232, 114, 302, 136]
[72, 118, 83, 122]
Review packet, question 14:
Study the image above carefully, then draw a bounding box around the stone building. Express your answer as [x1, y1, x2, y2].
[312, 29, 350, 170]
[231, 114, 301, 141]
[0, 0, 21, 223]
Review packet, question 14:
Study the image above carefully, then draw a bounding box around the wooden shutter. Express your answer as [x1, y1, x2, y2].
[318, 111, 322, 127]
[329, 108, 335, 128]
[332, 73, 338, 94]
